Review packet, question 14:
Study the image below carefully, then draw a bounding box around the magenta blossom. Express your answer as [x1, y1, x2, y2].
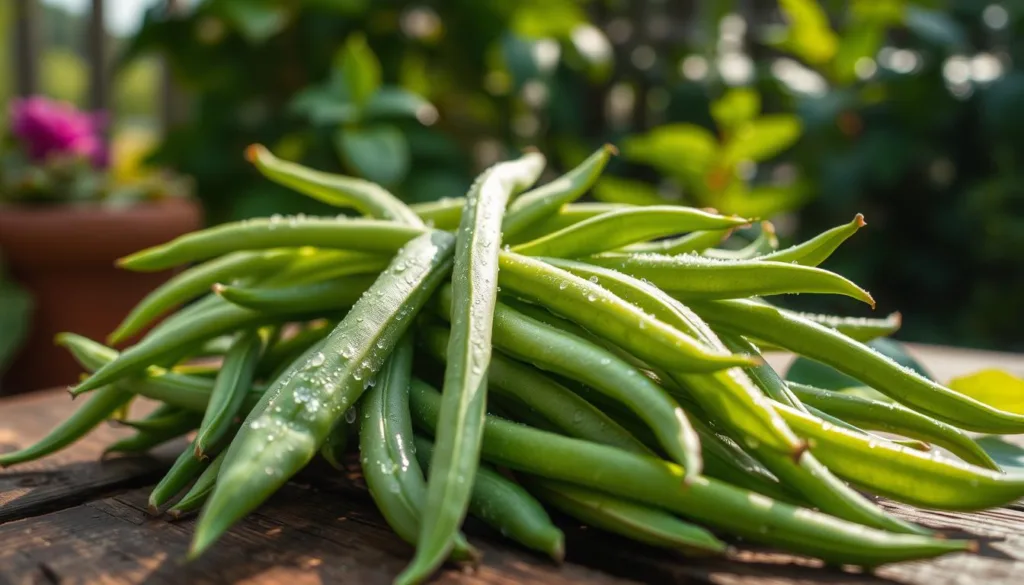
[9, 97, 109, 168]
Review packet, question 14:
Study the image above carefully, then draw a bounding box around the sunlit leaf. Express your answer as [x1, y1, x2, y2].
[622, 124, 718, 184]
[975, 435, 1024, 473]
[512, 0, 587, 39]
[364, 88, 437, 123]
[335, 125, 410, 187]
[334, 33, 382, 110]
[220, 0, 290, 43]
[722, 115, 802, 164]
[948, 369, 1024, 415]
[567, 24, 613, 82]
[774, 0, 839, 65]
[711, 89, 761, 133]
[593, 177, 666, 206]
[719, 182, 812, 218]
[289, 86, 359, 125]
[832, 25, 884, 84]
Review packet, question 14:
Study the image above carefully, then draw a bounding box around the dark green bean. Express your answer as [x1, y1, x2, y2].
[168, 453, 224, 520]
[194, 330, 264, 458]
[214, 274, 376, 314]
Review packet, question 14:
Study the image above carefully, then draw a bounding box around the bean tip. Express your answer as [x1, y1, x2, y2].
[211, 282, 227, 295]
[603, 143, 619, 157]
[791, 440, 811, 463]
[244, 143, 266, 164]
[167, 509, 184, 522]
[549, 537, 567, 564]
[965, 540, 980, 553]
[147, 503, 161, 516]
[854, 213, 867, 228]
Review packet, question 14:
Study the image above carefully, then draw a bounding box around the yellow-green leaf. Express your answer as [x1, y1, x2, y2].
[334, 33, 381, 109]
[622, 124, 718, 184]
[722, 116, 802, 164]
[948, 369, 1024, 415]
[711, 89, 761, 133]
[593, 177, 665, 206]
[776, 0, 838, 65]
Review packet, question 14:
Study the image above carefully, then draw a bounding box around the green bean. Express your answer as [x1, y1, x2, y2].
[149, 440, 212, 513]
[691, 299, 1024, 433]
[759, 214, 865, 267]
[213, 274, 376, 314]
[587, 253, 875, 305]
[408, 380, 969, 567]
[257, 320, 335, 379]
[536, 258, 805, 457]
[117, 409, 196, 433]
[620, 229, 731, 255]
[502, 145, 613, 241]
[117, 217, 425, 272]
[779, 310, 902, 343]
[0, 385, 131, 467]
[103, 409, 202, 456]
[410, 198, 464, 230]
[718, 332, 805, 411]
[109, 249, 298, 344]
[499, 252, 752, 373]
[433, 287, 703, 478]
[190, 230, 456, 558]
[418, 325, 649, 455]
[774, 402, 1024, 510]
[800, 405, 930, 452]
[168, 453, 224, 520]
[703, 221, 778, 260]
[172, 362, 222, 377]
[524, 477, 727, 555]
[360, 336, 479, 562]
[194, 330, 264, 458]
[512, 206, 748, 259]
[506, 202, 628, 244]
[788, 382, 997, 469]
[403, 152, 546, 585]
[413, 436, 565, 561]
[246, 144, 423, 226]
[320, 412, 353, 470]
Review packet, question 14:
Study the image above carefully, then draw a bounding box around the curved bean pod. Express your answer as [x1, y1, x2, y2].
[778, 310, 902, 343]
[414, 436, 564, 561]
[118, 217, 424, 272]
[512, 206, 747, 258]
[502, 145, 613, 240]
[214, 274, 376, 314]
[418, 325, 649, 455]
[587, 253, 874, 305]
[433, 287, 703, 479]
[759, 214, 865, 267]
[410, 198, 464, 230]
[403, 152, 545, 585]
[498, 252, 753, 373]
[524, 477, 727, 555]
[194, 330, 264, 458]
[408, 380, 969, 567]
[702, 221, 778, 260]
[168, 453, 224, 520]
[109, 249, 297, 345]
[691, 299, 1024, 433]
[774, 402, 1024, 510]
[246, 144, 423, 226]
[190, 230, 456, 558]
[620, 229, 731, 255]
[788, 382, 997, 469]
[718, 333, 805, 411]
[149, 441, 212, 512]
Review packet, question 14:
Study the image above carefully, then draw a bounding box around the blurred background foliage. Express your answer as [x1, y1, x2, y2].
[4, 0, 1023, 351]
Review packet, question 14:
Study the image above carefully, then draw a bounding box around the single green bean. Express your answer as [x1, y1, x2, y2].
[0, 385, 132, 467]
[168, 453, 224, 520]
[190, 230, 456, 558]
[788, 382, 997, 469]
[403, 152, 546, 585]
[214, 274, 376, 314]
[408, 380, 969, 567]
[620, 229, 731, 255]
[103, 409, 202, 456]
[149, 440, 212, 512]
[587, 253, 875, 305]
[703, 221, 778, 260]
[109, 249, 298, 344]
[506, 202, 628, 244]
[502, 145, 613, 240]
[413, 436, 565, 561]
[774, 402, 1024, 510]
[691, 299, 1024, 433]
[525, 477, 727, 555]
[758, 214, 865, 266]
[512, 206, 746, 259]
[246, 144, 423, 226]
[410, 198, 464, 229]
[194, 330, 264, 458]
[778, 310, 902, 343]
[118, 217, 424, 272]
[718, 332, 805, 411]
[433, 287, 703, 478]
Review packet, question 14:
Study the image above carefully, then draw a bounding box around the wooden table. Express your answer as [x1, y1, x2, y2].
[2, 344, 1023, 585]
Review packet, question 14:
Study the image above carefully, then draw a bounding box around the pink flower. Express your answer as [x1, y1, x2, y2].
[9, 97, 109, 168]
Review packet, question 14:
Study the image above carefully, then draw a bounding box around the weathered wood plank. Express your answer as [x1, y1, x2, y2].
[0, 390, 179, 523]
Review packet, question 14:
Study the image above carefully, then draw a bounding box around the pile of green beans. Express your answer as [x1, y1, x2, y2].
[12, 142, 1024, 583]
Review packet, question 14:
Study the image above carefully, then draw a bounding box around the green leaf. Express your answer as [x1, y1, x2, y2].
[566, 24, 613, 82]
[622, 124, 718, 184]
[363, 88, 437, 122]
[0, 274, 32, 374]
[512, 0, 587, 39]
[592, 177, 666, 206]
[219, 0, 290, 43]
[785, 337, 934, 391]
[975, 435, 1024, 473]
[832, 25, 884, 85]
[774, 0, 839, 65]
[904, 7, 967, 50]
[335, 125, 410, 187]
[948, 369, 1024, 415]
[722, 115, 802, 164]
[334, 33, 382, 110]
[719, 182, 813, 218]
[289, 85, 359, 125]
[711, 89, 761, 133]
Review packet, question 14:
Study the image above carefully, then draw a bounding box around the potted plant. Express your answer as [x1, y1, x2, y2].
[0, 96, 202, 394]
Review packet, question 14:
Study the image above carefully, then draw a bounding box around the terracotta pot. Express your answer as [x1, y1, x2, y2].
[0, 198, 203, 394]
